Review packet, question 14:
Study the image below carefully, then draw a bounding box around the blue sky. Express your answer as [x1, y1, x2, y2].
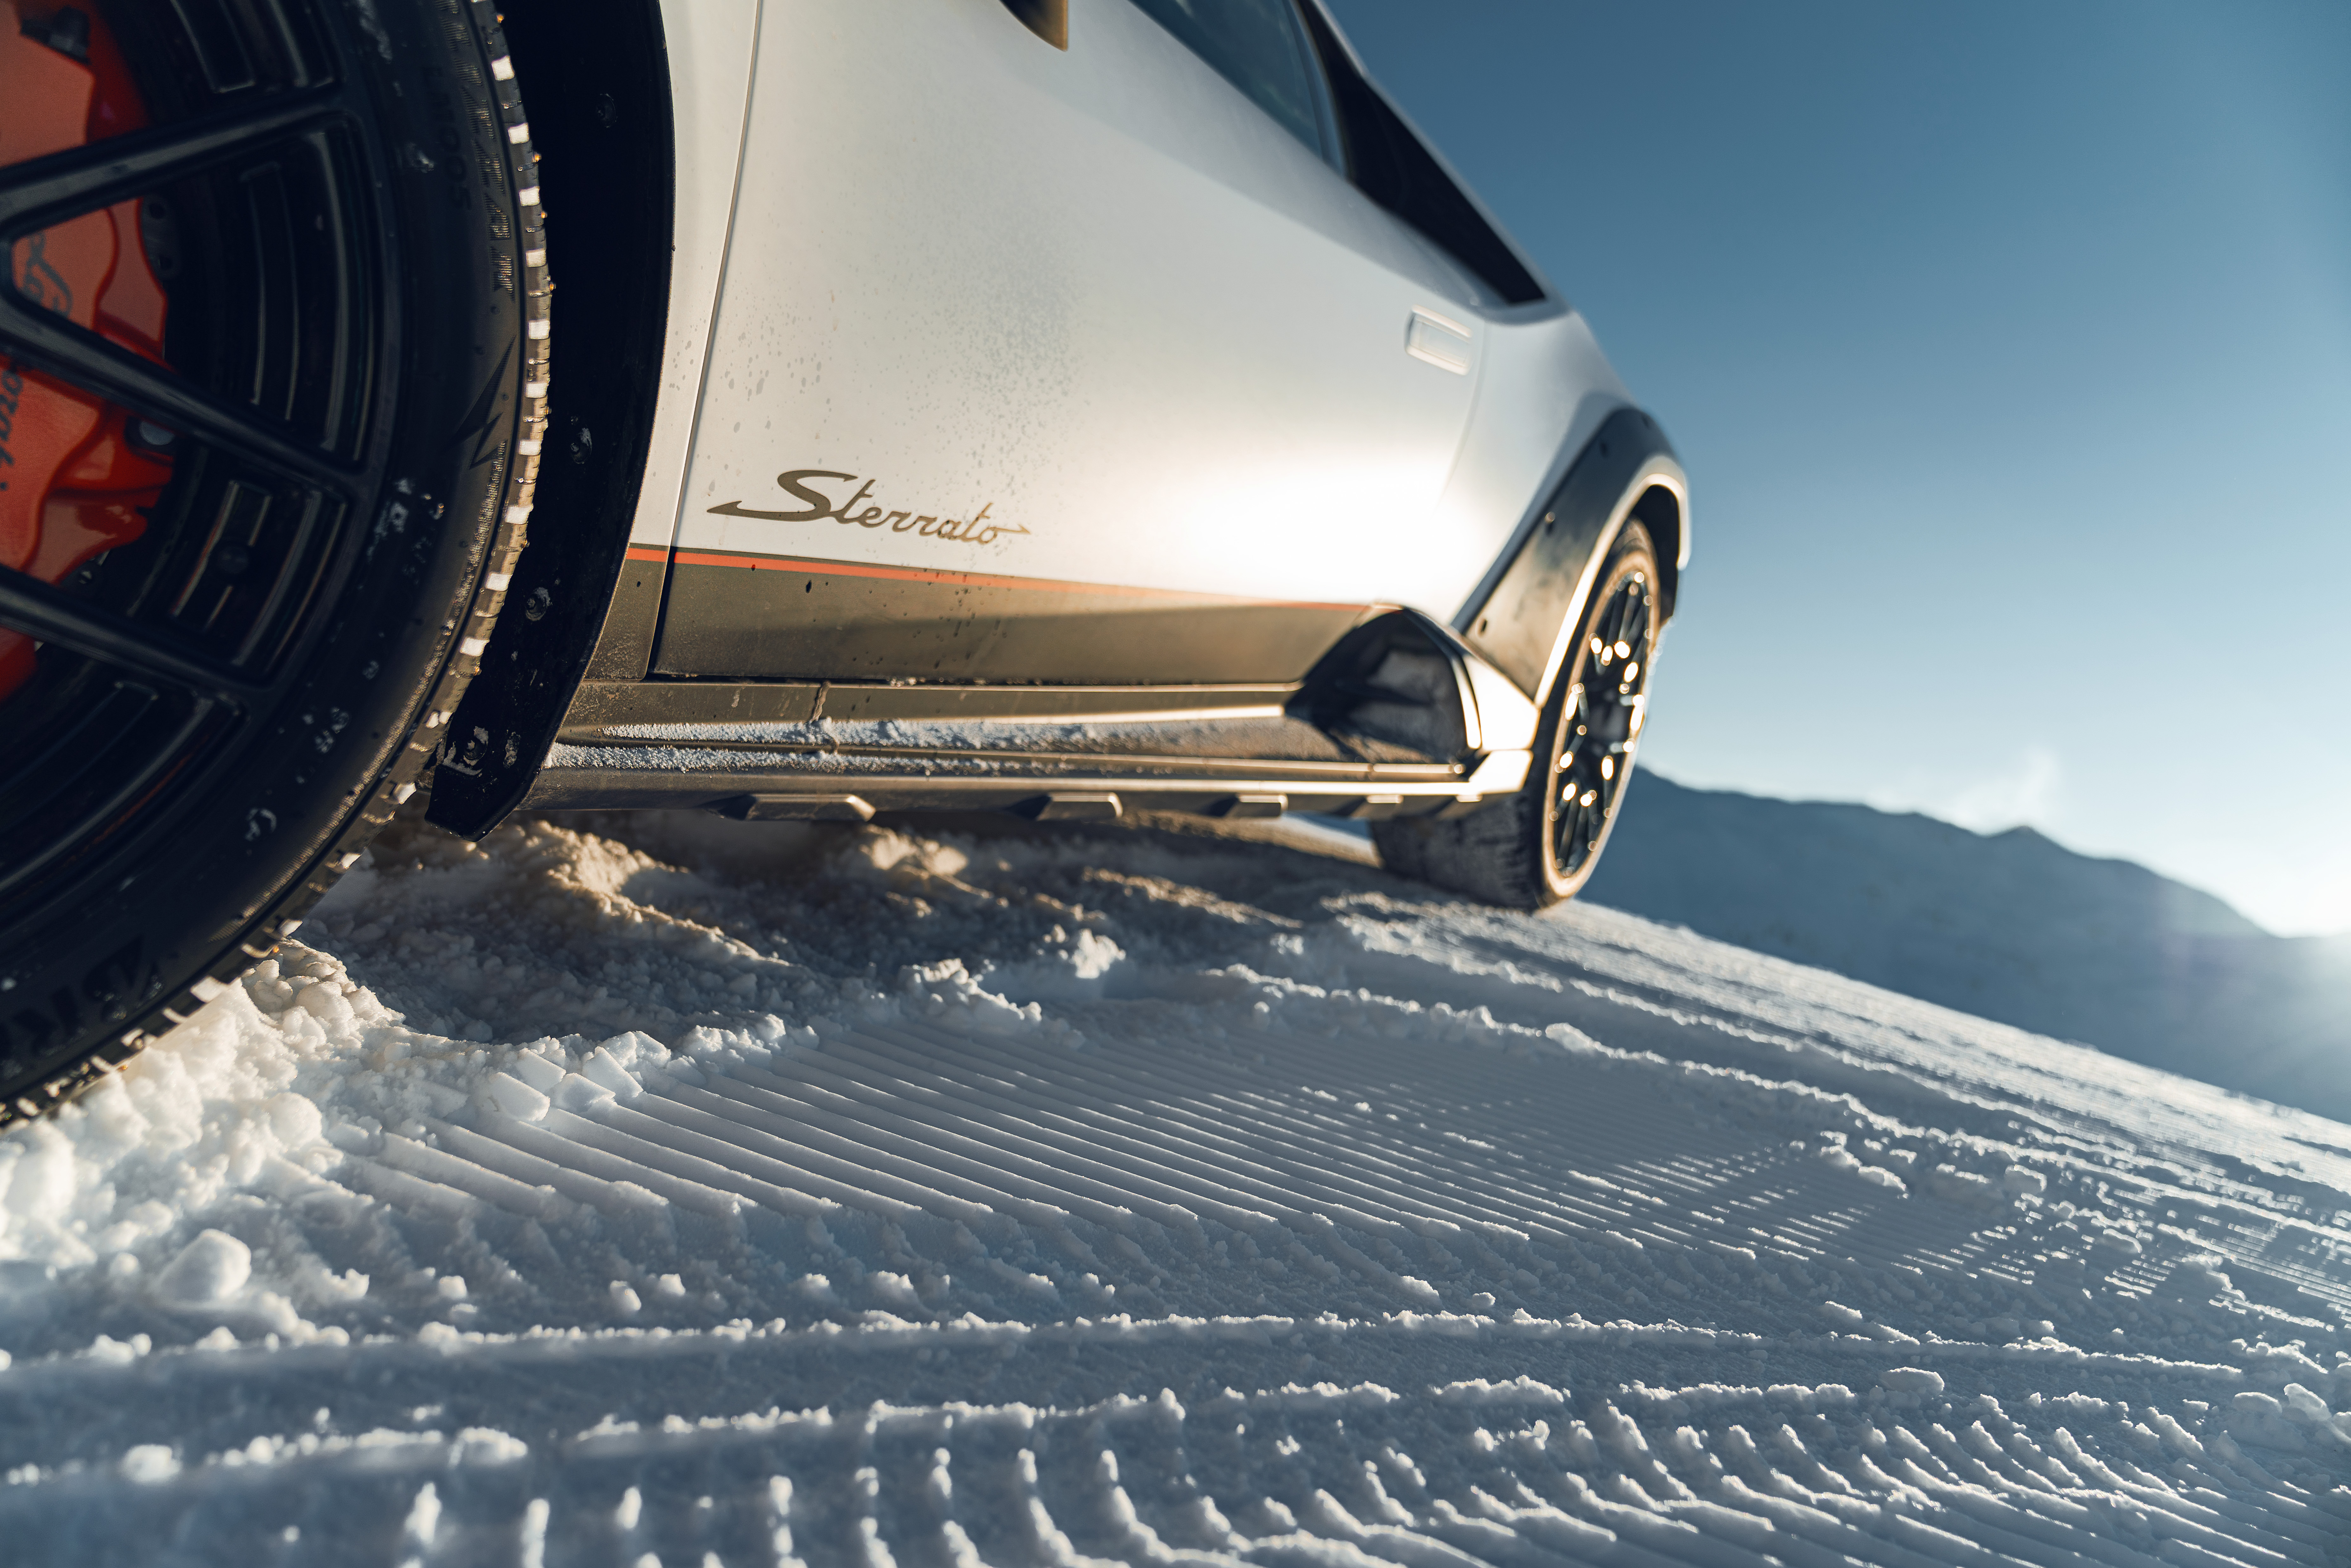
[1327, 0, 2351, 935]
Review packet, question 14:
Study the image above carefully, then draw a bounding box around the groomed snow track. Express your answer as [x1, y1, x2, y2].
[2, 812, 2348, 1564]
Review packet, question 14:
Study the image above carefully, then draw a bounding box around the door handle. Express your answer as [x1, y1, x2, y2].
[1407, 309, 1473, 374]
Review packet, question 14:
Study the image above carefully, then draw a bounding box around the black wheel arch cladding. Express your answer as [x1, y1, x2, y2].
[426, 0, 676, 841]
[1463, 406, 1682, 705]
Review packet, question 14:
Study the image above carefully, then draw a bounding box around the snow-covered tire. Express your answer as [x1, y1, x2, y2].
[0, 0, 552, 1122]
[1376, 523, 1660, 908]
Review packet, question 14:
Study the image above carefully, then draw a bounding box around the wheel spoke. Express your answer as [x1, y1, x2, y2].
[0, 305, 361, 495]
[0, 86, 362, 493]
[1548, 572, 1661, 878]
[1555, 789, 1596, 871]
[0, 87, 343, 232]
[0, 566, 265, 706]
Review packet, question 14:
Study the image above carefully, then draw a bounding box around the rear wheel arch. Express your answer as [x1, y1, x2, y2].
[1629, 476, 1685, 624]
[1460, 405, 1685, 710]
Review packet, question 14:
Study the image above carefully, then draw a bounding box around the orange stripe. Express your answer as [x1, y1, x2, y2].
[663, 547, 1367, 614]
[624, 545, 668, 563]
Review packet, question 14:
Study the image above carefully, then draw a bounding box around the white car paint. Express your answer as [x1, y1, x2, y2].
[1431, 304, 1637, 633]
[629, 0, 763, 551]
[641, 0, 1635, 640]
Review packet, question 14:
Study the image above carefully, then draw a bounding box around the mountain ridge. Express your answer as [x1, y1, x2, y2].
[1584, 773, 2351, 1119]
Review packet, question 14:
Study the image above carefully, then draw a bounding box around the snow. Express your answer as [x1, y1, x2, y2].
[3, 808, 2350, 1563]
[1582, 773, 2351, 1119]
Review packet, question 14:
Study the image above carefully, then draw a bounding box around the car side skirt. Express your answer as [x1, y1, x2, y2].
[519, 749, 1534, 823]
[520, 611, 1543, 823]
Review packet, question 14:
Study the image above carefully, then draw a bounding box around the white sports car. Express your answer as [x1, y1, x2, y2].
[0, 0, 1685, 1117]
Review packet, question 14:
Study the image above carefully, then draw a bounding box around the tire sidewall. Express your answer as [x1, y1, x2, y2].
[1535, 522, 1658, 903]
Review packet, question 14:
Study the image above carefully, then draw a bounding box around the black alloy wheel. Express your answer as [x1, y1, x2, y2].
[0, 0, 552, 1122]
[1546, 551, 1656, 887]
[1371, 521, 1660, 908]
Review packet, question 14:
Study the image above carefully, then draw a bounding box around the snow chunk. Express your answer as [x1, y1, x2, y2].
[870, 1272, 921, 1309]
[453, 1428, 530, 1465]
[478, 1071, 551, 1121]
[1879, 1368, 1945, 1395]
[581, 1045, 646, 1100]
[153, 1230, 251, 1307]
[403, 1481, 441, 1549]
[1064, 928, 1125, 981]
[2281, 1384, 2333, 1423]
[263, 1092, 323, 1150]
[2237, 1340, 2331, 1389]
[120, 1444, 180, 1483]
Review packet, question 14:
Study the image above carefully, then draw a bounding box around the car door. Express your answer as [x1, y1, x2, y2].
[649, 0, 1490, 685]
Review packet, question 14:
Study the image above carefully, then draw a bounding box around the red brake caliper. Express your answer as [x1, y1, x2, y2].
[1, 3, 176, 699]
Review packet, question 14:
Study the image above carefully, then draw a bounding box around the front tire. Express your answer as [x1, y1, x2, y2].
[0, 0, 552, 1119]
[1375, 523, 1660, 908]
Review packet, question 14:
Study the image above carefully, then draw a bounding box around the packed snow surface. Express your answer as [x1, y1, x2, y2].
[5, 811, 2351, 1566]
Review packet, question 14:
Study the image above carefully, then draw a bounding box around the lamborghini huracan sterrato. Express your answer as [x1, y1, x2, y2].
[0, 0, 1687, 1119]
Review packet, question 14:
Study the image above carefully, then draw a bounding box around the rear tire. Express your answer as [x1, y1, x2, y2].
[0, 0, 552, 1120]
[1375, 523, 1660, 908]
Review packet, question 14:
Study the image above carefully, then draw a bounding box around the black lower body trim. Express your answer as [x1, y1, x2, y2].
[651, 549, 1376, 685]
